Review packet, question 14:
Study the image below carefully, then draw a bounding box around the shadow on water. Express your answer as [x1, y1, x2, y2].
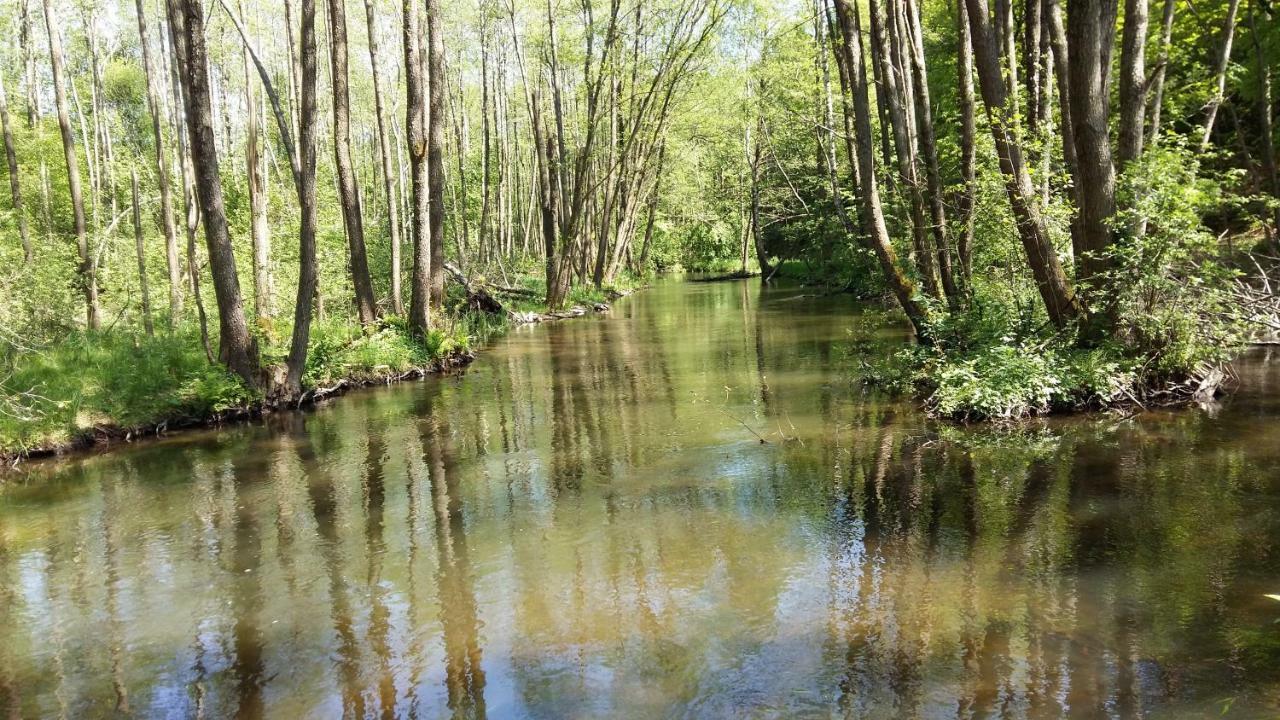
[3, 279, 1280, 718]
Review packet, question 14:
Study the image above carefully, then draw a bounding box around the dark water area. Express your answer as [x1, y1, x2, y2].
[2, 278, 1280, 718]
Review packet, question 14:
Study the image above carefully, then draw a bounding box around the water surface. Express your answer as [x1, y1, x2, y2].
[3, 279, 1280, 718]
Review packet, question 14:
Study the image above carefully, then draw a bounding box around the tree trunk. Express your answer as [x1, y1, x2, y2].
[749, 119, 773, 280]
[165, 11, 212, 358]
[405, 0, 431, 334]
[43, 0, 101, 330]
[870, 0, 940, 300]
[19, 0, 39, 125]
[365, 0, 404, 315]
[0, 77, 31, 264]
[1146, 0, 1175, 142]
[904, 0, 960, 306]
[131, 168, 154, 336]
[240, 14, 274, 326]
[426, 0, 447, 308]
[135, 0, 184, 326]
[328, 0, 379, 325]
[832, 0, 931, 338]
[1200, 0, 1241, 151]
[957, 0, 977, 286]
[1248, 0, 1280, 242]
[1067, 0, 1119, 289]
[1116, 0, 1148, 167]
[283, 0, 320, 394]
[965, 0, 1081, 329]
[167, 0, 260, 387]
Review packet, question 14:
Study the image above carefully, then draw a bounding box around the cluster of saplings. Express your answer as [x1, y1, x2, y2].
[0, 0, 700, 453]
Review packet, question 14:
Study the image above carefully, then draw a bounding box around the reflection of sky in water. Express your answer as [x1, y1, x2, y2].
[2, 279, 1280, 718]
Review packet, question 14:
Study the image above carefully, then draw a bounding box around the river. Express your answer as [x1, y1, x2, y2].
[2, 278, 1279, 718]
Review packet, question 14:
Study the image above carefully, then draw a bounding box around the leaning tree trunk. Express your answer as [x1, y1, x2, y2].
[43, 0, 100, 330]
[832, 0, 931, 338]
[965, 0, 1081, 330]
[904, 0, 959, 306]
[1200, 0, 1241, 152]
[167, 0, 260, 387]
[328, 0, 378, 325]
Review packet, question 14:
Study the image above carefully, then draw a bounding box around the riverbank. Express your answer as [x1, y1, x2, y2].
[0, 282, 636, 468]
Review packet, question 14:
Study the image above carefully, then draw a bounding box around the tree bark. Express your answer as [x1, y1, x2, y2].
[1116, 0, 1148, 167]
[1200, 0, 1241, 151]
[1067, 0, 1119, 288]
[246, 66, 273, 326]
[405, 0, 431, 334]
[167, 0, 260, 386]
[365, 0, 404, 315]
[965, 0, 1082, 329]
[328, 0, 379, 325]
[131, 168, 154, 336]
[165, 9, 212, 358]
[1146, 0, 1175, 142]
[43, 0, 101, 330]
[832, 0, 931, 338]
[283, 0, 320, 394]
[957, 0, 977, 286]
[134, 0, 184, 325]
[1248, 0, 1279, 242]
[0, 77, 31, 264]
[426, 0, 447, 308]
[904, 0, 960, 306]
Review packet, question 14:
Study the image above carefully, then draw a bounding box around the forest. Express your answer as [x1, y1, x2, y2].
[0, 0, 1277, 454]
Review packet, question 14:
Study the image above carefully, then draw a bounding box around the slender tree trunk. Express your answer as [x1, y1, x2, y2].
[965, 0, 1081, 329]
[284, 0, 320, 393]
[244, 50, 273, 325]
[328, 0, 379, 324]
[43, 0, 101, 330]
[131, 168, 154, 336]
[135, 0, 184, 325]
[749, 119, 773, 280]
[870, 0, 939, 299]
[0, 78, 31, 264]
[1249, 0, 1280, 242]
[1146, 0, 1175, 142]
[832, 0, 931, 338]
[904, 0, 959, 306]
[1200, 0, 1241, 151]
[957, 0, 977, 285]
[426, 0, 447, 307]
[364, 0, 404, 315]
[405, 0, 431, 333]
[20, 0, 39, 125]
[167, 0, 260, 386]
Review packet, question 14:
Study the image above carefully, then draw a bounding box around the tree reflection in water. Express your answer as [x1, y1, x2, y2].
[1, 280, 1279, 718]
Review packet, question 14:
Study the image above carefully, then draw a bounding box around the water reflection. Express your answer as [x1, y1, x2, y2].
[3, 280, 1280, 718]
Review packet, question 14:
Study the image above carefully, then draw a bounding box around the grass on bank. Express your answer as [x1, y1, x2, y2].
[0, 316, 478, 455]
[0, 270, 647, 456]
